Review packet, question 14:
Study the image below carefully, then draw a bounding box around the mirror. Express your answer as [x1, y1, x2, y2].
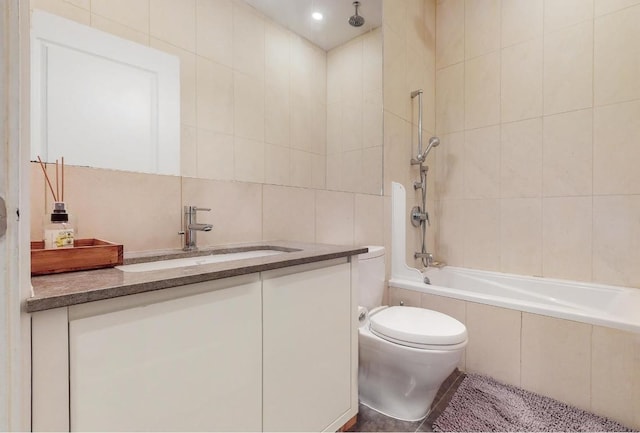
[246, 0, 383, 195]
[30, 0, 383, 194]
[31, 11, 180, 176]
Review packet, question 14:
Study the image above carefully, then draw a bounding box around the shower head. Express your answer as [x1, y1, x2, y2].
[349, 1, 365, 27]
[416, 136, 441, 163]
[427, 136, 440, 149]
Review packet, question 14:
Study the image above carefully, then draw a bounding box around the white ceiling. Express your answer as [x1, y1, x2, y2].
[243, 0, 383, 51]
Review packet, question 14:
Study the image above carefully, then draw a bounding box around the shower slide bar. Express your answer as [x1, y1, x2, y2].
[410, 90, 424, 165]
[409, 89, 440, 268]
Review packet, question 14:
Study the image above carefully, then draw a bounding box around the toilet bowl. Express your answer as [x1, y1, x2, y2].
[357, 247, 468, 421]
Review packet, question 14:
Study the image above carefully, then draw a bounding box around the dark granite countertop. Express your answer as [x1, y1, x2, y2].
[27, 241, 368, 313]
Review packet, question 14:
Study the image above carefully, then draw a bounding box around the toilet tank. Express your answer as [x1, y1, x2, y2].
[358, 246, 385, 310]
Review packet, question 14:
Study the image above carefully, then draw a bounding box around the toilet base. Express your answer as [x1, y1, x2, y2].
[359, 393, 435, 422]
[358, 327, 464, 421]
[359, 400, 428, 422]
[358, 370, 442, 422]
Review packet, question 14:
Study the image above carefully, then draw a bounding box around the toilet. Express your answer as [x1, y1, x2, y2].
[357, 246, 468, 421]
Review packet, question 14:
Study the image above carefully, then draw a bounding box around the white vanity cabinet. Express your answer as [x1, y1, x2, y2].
[262, 261, 354, 432]
[69, 275, 262, 432]
[33, 274, 263, 432]
[31, 258, 358, 432]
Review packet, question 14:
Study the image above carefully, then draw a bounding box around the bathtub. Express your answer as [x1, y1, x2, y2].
[389, 266, 640, 334]
[389, 181, 640, 334]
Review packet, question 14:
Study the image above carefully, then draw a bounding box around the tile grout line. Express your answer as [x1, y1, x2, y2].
[590, 0, 596, 285]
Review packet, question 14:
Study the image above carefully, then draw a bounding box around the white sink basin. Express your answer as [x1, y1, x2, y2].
[117, 249, 286, 273]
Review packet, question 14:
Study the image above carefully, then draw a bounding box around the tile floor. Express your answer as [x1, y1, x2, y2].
[348, 369, 466, 432]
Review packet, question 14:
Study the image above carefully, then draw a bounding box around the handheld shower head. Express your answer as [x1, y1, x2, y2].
[349, 2, 365, 27]
[416, 136, 441, 162]
[427, 136, 440, 149]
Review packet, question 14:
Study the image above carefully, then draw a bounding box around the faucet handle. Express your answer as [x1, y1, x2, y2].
[426, 253, 434, 266]
[185, 205, 211, 213]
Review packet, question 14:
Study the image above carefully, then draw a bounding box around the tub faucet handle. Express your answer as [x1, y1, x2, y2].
[187, 206, 211, 213]
[426, 252, 434, 266]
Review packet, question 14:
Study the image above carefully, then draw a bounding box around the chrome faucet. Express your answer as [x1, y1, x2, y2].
[181, 206, 213, 251]
[415, 252, 434, 267]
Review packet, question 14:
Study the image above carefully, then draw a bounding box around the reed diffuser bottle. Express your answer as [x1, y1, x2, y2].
[37, 155, 76, 249]
[44, 202, 75, 249]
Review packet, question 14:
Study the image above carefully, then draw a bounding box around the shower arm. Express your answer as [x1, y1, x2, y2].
[410, 90, 423, 165]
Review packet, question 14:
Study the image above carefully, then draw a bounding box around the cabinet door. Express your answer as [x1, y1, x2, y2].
[263, 262, 352, 432]
[69, 276, 262, 432]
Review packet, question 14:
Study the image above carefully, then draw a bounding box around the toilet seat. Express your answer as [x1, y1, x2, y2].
[369, 306, 467, 350]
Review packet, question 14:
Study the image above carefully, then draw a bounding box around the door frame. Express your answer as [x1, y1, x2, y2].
[1, 0, 30, 430]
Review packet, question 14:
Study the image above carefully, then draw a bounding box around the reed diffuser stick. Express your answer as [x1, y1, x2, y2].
[55, 159, 59, 203]
[37, 156, 57, 201]
[61, 157, 65, 202]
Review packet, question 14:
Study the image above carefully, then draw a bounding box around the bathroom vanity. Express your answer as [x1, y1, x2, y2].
[28, 242, 365, 432]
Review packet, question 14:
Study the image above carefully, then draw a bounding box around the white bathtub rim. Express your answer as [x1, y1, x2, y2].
[433, 265, 635, 294]
[426, 267, 625, 315]
[389, 181, 639, 334]
[389, 267, 640, 334]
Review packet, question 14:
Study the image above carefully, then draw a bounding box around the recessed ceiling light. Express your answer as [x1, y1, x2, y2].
[312, 11, 323, 21]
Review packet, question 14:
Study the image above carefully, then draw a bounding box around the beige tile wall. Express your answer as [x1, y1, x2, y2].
[466, 302, 521, 386]
[383, 0, 438, 271]
[31, 163, 385, 252]
[326, 28, 383, 195]
[521, 313, 592, 411]
[591, 326, 640, 429]
[434, 0, 640, 289]
[389, 287, 640, 430]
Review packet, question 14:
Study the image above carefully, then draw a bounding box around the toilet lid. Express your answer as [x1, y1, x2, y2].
[369, 306, 467, 346]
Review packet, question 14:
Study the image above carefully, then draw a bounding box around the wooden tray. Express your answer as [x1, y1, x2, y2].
[31, 239, 123, 276]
